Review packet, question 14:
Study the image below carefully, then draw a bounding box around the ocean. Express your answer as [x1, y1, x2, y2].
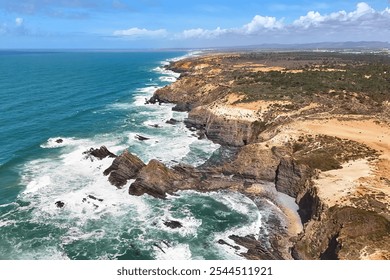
[0, 50, 267, 260]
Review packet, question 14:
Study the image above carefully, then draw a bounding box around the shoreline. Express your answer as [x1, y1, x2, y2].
[129, 52, 305, 259]
[143, 51, 390, 260]
[164, 52, 302, 259]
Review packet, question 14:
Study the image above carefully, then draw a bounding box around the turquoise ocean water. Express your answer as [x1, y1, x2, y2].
[0, 51, 266, 260]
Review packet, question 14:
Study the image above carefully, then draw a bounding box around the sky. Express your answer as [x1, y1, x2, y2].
[0, 0, 389, 49]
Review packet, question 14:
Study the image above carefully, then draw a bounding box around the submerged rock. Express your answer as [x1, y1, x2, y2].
[88, 195, 103, 202]
[149, 124, 161, 128]
[104, 150, 146, 188]
[135, 134, 150, 141]
[164, 220, 183, 229]
[55, 201, 65, 208]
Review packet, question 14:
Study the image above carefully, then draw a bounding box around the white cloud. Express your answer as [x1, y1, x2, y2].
[104, 1, 390, 45]
[15, 17, 24, 26]
[243, 15, 283, 33]
[113, 27, 167, 37]
[349, 2, 375, 18]
[181, 15, 283, 39]
[293, 2, 388, 28]
[293, 11, 325, 28]
[174, 2, 390, 44]
[182, 27, 227, 39]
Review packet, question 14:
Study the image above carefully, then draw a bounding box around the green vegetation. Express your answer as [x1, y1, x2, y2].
[225, 52, 390, 104]
[292, 135, 378, 171]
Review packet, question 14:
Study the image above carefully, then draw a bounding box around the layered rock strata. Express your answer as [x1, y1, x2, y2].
[103, 150, 145, 188]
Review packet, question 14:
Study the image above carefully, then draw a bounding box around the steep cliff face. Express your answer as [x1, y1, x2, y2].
[185, 106, 266, 146]
[109, 52, 390, 260]
[274, 157, 323, 225]
[220, 144, 287, 181]
[293, 206, 390, 260]
[275, 157, 313, 198]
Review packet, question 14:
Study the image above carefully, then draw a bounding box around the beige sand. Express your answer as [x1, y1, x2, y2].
[268, 117, 390, 209]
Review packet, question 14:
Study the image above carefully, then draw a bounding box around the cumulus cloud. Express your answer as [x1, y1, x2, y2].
[181, 15, 283, 39]
[113, 27, 167, 37]
[293, 2, 386, 28]
[243, 15, 283, 33]
[178, 2, 390, 42]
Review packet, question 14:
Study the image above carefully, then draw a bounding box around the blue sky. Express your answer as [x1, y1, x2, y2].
[0, 0, 389, 49]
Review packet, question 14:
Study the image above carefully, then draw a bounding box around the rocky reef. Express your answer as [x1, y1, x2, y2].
[96, 52, 390, 260]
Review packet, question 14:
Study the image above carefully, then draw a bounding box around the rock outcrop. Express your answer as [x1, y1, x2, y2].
[129, 160, 183, 198]
[229, 235, 283, 260]
[85, 146, 117, 160]
[103, 150, 145, 188]
[293, 206, 390, 260]
[221, 144, 288, 181]
[275, 157, 313, 198]
[185, 107, 266, 146]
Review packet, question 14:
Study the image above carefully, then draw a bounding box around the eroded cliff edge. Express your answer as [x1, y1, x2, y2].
[145, 52, 390, 260]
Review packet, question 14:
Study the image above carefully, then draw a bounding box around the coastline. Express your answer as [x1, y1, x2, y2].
[2, 50, 388, 260]
[119, 52, 305, 259]
[155, 52, 303, 259]
[90, 51, 301, 260]
[140, 51, 390, 260]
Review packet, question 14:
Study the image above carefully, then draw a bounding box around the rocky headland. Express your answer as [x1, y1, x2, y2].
[93, 52, 390, 260]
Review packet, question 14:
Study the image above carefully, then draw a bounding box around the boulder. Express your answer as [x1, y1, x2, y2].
[104, 150, 145, 188]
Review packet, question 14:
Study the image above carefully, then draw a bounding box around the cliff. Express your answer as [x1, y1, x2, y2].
[103, 52, 390, 259]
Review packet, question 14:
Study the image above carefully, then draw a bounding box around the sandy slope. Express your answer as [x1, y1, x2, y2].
[269, 116, 390, 210]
